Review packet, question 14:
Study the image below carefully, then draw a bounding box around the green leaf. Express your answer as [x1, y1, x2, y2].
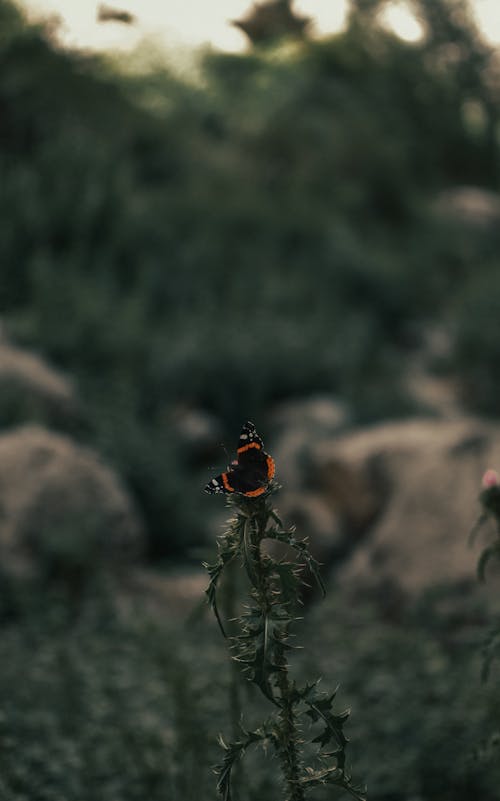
[204, 525, 242, 636]
[270, 508, 285, 528]
[215, 728, 269, 801]
[311, 726, 333, 748]
[264, 527, 326, 596]
[216, 737, 236, 801]
[242, 517, 259, 587]
[272, 561, 302, 607]
[299, 766, 367, 800]
[204, 560, 227, 637]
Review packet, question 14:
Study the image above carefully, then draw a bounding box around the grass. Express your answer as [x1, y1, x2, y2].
[0, 573, 499, 801]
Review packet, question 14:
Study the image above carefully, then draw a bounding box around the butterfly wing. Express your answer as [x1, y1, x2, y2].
[205, 473, 232, 494]
[204, 421, 275, 496]
[234, 421, 275, 494]
[236, 420, 264, 453]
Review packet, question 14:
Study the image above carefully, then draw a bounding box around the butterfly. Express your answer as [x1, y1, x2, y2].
[204, 421, 275, 497]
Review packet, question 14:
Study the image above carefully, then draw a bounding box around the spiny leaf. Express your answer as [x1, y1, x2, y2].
[302, 688, 350, 759]
[204, 560, 228, 637]
[272, 561, 302, 607]
[265, 527, 326, 596]
[300, 766, 367, 800]
[204, 530, 240, 637]
[270, 508, 285, 527]
[301, 765, 340, 785]
[311, 727, 334, 748]
[233, 642, 276, 703]
[215, 728, 269, 801]
[242, 517, 260, 587]
[312, 691, 339, 712]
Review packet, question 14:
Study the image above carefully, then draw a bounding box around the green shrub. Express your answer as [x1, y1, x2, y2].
[303, 584, 500, 801]
[0, 580, 499, 801]
[451, 265, 500, 415]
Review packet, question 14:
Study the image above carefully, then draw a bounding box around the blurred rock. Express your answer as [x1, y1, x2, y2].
[0, 338, 81, 429]
[270, 395, 349, 489]
[270, 395, 349, 435]
[404, 325, 463, 419]
[433, 185, 500, 228]
[0, 425, 144, 581]
[316, 418, 500, 596]
[205, 408, 500, 606]
[268, 396, 349, 567]
[124, 567, 208, 619]
[266, 491, 343, 575]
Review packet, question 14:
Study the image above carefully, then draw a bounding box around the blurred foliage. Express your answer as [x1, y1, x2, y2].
[2, 6, 500, 796]
[303, 583, 500, 801]
[0, 580, 499, 800]
[1, 0, 500, 557]
[311, 587, 499, 801]
[0, 589, 223, 801]
[452, 265, 500, 414]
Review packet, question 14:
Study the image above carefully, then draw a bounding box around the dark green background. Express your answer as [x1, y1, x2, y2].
[1, 1, 500, 798]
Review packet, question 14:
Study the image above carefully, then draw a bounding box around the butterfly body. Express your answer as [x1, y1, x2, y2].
[205, 421, 275, 497]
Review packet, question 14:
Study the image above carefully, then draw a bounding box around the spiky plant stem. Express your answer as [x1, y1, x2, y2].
[277, 673, 305, 801]
[250, 505, 305, 801]
[205, 487, 365, 801]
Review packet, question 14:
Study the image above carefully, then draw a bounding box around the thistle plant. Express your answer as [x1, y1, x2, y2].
[471, 469, 500, 681]
[204, 478, 365, 801]
[471, 470, 500, 585]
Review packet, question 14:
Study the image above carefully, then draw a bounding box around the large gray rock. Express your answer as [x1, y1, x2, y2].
[0, 339, 81, 428]
[433, 185, 500, 228]
[312, 418, 500, 595]
[270, 395, 349, 485]
[269, 396, 349, 565]
[0, 425, 144, 579]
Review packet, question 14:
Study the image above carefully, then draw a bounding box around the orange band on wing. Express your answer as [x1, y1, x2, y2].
[224, 454, 275, 497]
[237, 442, 262, 454]
[243, 457, 275, 497]
[243, 485, 267, 497]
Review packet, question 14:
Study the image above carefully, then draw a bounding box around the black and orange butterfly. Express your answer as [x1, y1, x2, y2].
[204, 421, 275, 497]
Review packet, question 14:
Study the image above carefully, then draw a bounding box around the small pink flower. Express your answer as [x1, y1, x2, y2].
[482, 469, 500, 489]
